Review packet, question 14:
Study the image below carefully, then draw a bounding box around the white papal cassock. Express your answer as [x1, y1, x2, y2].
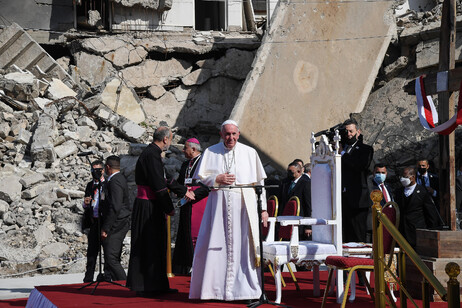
[189, 141, 267, 300]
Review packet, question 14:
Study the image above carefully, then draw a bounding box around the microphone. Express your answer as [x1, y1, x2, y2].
[77, 150, 95, 157]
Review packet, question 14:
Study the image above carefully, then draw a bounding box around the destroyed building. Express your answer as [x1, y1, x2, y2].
[0, 0, 461, 277]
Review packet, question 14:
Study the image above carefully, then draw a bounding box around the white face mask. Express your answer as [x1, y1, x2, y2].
[400, 177, 411, 187]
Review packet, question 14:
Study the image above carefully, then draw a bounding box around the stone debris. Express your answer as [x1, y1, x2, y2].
[4, 4, 454, 278]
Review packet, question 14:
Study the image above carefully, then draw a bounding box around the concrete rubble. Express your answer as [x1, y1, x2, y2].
[0, 1, 461, 279]
[0, 23, 262, 277]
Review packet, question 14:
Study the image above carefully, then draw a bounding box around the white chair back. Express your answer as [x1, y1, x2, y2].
[310, 133, 342, 252]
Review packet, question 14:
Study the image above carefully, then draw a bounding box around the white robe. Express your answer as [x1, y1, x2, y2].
[189, 142, 267, 300]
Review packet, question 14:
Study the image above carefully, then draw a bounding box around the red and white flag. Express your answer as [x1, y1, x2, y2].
[415, 75, 462, 135]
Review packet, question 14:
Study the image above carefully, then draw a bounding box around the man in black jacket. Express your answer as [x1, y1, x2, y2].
[126, 126, 195, 297]
[82, 160, 105, 283]
[395, 167, 440, 248]
[366, 163, 394, 243]
[280, 161, 312, 240]
[341, 119, 373, 243]
[101, 155, 131, 282]
[416, 159, 439, 210]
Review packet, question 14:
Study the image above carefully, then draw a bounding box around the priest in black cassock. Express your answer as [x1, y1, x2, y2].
[172, 138, 209, 275]
[126, 126, 195, 297]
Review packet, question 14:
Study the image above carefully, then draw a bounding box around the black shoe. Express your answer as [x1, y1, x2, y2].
[83, 278, 93, 283]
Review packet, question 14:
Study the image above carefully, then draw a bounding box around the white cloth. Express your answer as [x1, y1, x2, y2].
[404, 183, 417, 197]
[189, 142, 267, 300]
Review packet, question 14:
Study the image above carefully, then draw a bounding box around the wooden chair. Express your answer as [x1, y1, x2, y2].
[263, 132, 344, 304]
[321, 201, 400, 308]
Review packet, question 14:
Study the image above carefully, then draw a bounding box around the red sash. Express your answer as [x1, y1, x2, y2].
[137, 185, 156, 200]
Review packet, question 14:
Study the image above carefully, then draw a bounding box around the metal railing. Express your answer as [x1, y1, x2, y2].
[370, 190, 460, 308]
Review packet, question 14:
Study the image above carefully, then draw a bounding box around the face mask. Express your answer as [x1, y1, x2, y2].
[287, 172, 295, 181]
[91, 168, 103, 181]
[400, 177, 411, 187]
[417, 167, 427, 175]
[346, 135, 357, 145]
[374, 173, 386, 184]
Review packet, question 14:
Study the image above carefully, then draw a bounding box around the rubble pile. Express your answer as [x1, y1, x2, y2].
[3, 0, 462, 278]
[0, 27, 263, 277]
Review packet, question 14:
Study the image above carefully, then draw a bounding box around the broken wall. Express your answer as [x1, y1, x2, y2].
[0, 0, 74, 31]
[231, 0, 396, 168]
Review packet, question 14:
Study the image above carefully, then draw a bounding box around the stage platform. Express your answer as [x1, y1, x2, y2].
[0, 271, 450, 307]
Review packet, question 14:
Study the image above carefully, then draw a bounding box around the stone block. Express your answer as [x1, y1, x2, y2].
[2, 71, 40, 101]
[77, 126, 93, 143]
[0, 175, 22, 203]
[120, 120, 145, 141]
[81, 37, 127, 55]
[63, 129, 79, 141]
[147, 85, 166, 99]
[35, 190, 57, 206]
[101, 78, 145, 124]
[56, 188, 85, 199]
[0, 122, 10, 138]
[33, 97, 52, 110]
[121, 58, 192, 89]
[46, 78, 77, 100]
[34, 224, 53, 244]
[31, 106, 58, 163]
[77, 116, 98, 130]
[20, 172, 46, 188]
[104, 45, 147, 68]
[181, 68, 212, 86]
[15, 128, 31, 145]
[54, 140, 78, 159]
[74, 52, 115, 87]
[0, 200, 9, 217]
[42, 242, 69, 257]
[211, 49, 254, 80]
[129, 143, 147, 156]
[10, 120, 27, 136]
[22, 182, 54, 199]
[172, 85, 190, 102]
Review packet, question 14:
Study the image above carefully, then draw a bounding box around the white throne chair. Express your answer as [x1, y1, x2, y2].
[263, 131, 344, 304]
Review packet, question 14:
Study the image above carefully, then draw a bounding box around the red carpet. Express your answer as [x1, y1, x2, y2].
[0, 271, 450, 307]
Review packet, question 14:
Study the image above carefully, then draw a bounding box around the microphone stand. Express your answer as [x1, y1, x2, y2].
[78, 156, 125, 295]
[207, 184, 288, 308]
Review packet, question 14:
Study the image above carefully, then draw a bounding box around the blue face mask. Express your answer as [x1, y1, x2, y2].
[374, 173, 386, 184]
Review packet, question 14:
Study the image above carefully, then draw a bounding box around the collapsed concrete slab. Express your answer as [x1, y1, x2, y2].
[30, 106, 58, 163]
[0, 23, 78, 90]
[230, 0, 395, 168]
[101, 78, 146, 124]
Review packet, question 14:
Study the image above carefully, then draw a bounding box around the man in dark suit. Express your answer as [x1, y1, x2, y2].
[341, 119, 373, 243]
[127, 126, 195, 297]
[82, 160, 105, 283]
[416, 159, 439, 210]
[280, 161, 312, 240]
[101, 155, 132, 282]
[366, 163, 394, 243]
[395, 167, 440, 248]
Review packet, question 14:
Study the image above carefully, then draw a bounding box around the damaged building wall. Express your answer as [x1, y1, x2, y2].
[230, 0, 396, 168]
[0, 0, 74, 31]
[0, 0, 246, 33]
